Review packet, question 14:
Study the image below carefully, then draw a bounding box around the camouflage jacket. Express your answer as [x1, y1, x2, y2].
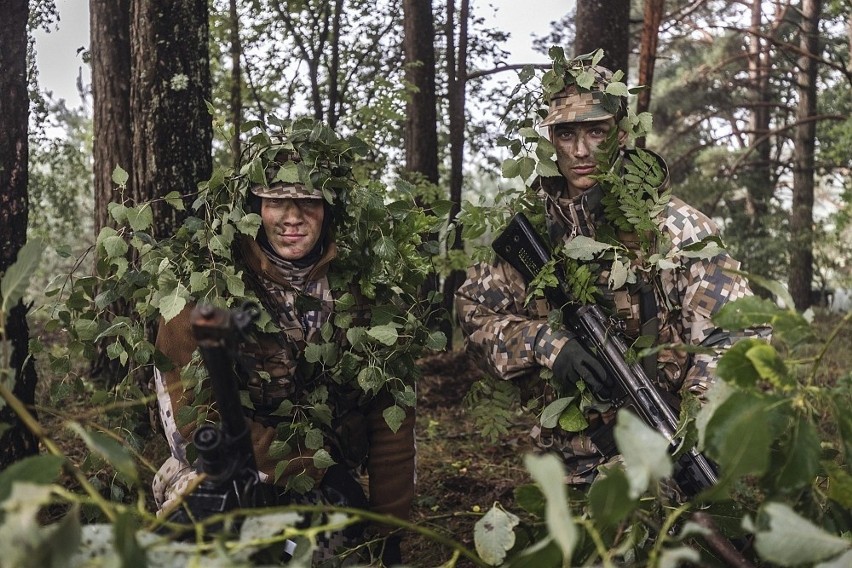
[455, 151, 767, 484]
[153, 234, 416, 520]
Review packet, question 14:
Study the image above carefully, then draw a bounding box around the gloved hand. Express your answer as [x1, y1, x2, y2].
[551, 337, 613, 400]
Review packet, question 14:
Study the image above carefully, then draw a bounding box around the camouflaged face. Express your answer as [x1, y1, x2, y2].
[540, 65, 619, 127]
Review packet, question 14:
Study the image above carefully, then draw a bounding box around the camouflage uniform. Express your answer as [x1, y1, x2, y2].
[455, 150, 767, 485]
[153, 169, 416, 561]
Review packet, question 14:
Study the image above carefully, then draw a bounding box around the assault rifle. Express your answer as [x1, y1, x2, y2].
[493, 212, 719, 498]
[174, 304, 271, 522]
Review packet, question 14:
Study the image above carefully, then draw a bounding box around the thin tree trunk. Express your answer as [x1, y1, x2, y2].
[636, 0, 664, 147]
[328, 0, 344, 128]
[441, 0, 469, 347]
[789, 0, 821, 310]
[229, 0, 242, 165]
[0, 0, 39, 468]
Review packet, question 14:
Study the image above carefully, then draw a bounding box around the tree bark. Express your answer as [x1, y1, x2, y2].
[402, 0, 439, 183]
[229, 0, 242, 164]
[789, 0, 821, 310]
[636, 0, 664, 146]
[0, 0, 39, 468]
[441, 0, 469, 347]
[130, 0, 213, 238]
[91, 0, 134, 233]
[574, 0, 630, 73]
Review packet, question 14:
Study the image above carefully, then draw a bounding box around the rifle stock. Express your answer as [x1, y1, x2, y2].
[493, 212, 718, 497]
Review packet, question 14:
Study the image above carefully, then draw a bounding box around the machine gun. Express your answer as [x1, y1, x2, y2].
[492, 212, 719, 498]
[175, 304, 271, 521]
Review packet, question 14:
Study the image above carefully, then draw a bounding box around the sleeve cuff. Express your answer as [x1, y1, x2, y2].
[533, 324, 573, 369]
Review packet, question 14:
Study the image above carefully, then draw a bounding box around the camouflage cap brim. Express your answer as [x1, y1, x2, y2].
[250, 182, 324, 199]
[539, 88, 614, 127]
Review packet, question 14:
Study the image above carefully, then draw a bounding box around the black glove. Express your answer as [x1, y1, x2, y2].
[551, 337, 613, 400]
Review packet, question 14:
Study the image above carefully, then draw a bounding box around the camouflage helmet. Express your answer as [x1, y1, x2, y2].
[539, 65, 626, 127]
[249, 149, 324, 200]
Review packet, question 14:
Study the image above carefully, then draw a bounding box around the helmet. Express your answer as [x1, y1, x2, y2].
[539, 65, 626, 127]
[249, 149, 324, 200]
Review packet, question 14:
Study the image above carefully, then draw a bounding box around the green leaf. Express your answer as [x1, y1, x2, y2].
[715, 338, 763, 387]
[705, 391, 774, 482]
[357, 366, 386, 393]
[474, 504, 519, 565]
[536, 158, 561, 178]
[73, 319, 99, 342]
[713, 296, 780, 329]
[752, 502, 851, 566]
[225, 272, 245, 297]
[236, 213, 262, 236]
[518, 157, 536, 181]
[1, 237, 44, 311]
[588, 467, 636, 526]
[304, 428, 324, 450]
[557, 403, 588, 432]
[163, 191, 186, 211]
[367, 324, 398, 346]
[541, 398, 571, 429]
[561, 235, 612, 260]
[524, 453, 577, 560]
[425, 331, 447, 351]
[614, 410, 673, 498]
[382, 405, 405, 434]
[772, 416, 820, 492]
[745, 342, 791, 388]
[824, 461, 852, 509]
[68, 423, 138, 485]
[99, 235, 129, 259]
[374, 237, 397, 260]
[189, 270, 210, 293]
[501, 158, 520, 178]
[158, 282, 189, 323]
[112, 165, 129, 186]
[312, 448, 336, 469]
[125, 204, 153, 232]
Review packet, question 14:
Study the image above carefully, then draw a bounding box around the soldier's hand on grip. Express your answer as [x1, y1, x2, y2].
[551, 336, 612, 400]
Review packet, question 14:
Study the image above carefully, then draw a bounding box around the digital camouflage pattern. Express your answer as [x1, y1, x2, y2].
[539, 65, 618, 127]
[455, 150, 769, 485]
[249, 150, 324, 199]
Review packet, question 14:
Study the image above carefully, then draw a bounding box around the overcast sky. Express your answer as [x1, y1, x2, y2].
[34, 0, 571, 105]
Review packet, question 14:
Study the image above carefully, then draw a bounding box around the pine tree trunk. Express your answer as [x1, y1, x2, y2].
[789, 0, 821, 310]
[0, 0, 39, 468]
[91, 0, 135, 234]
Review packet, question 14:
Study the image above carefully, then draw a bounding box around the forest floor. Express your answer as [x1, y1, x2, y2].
[30, 309, 852, 566]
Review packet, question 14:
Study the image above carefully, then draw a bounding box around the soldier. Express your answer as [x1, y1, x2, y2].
[152, 126, 412, 564]
[455, 64, 769, 487]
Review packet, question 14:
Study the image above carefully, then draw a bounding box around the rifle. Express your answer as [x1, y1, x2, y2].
[174, 303, 271, 521]
[492, 212, 719, 498]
